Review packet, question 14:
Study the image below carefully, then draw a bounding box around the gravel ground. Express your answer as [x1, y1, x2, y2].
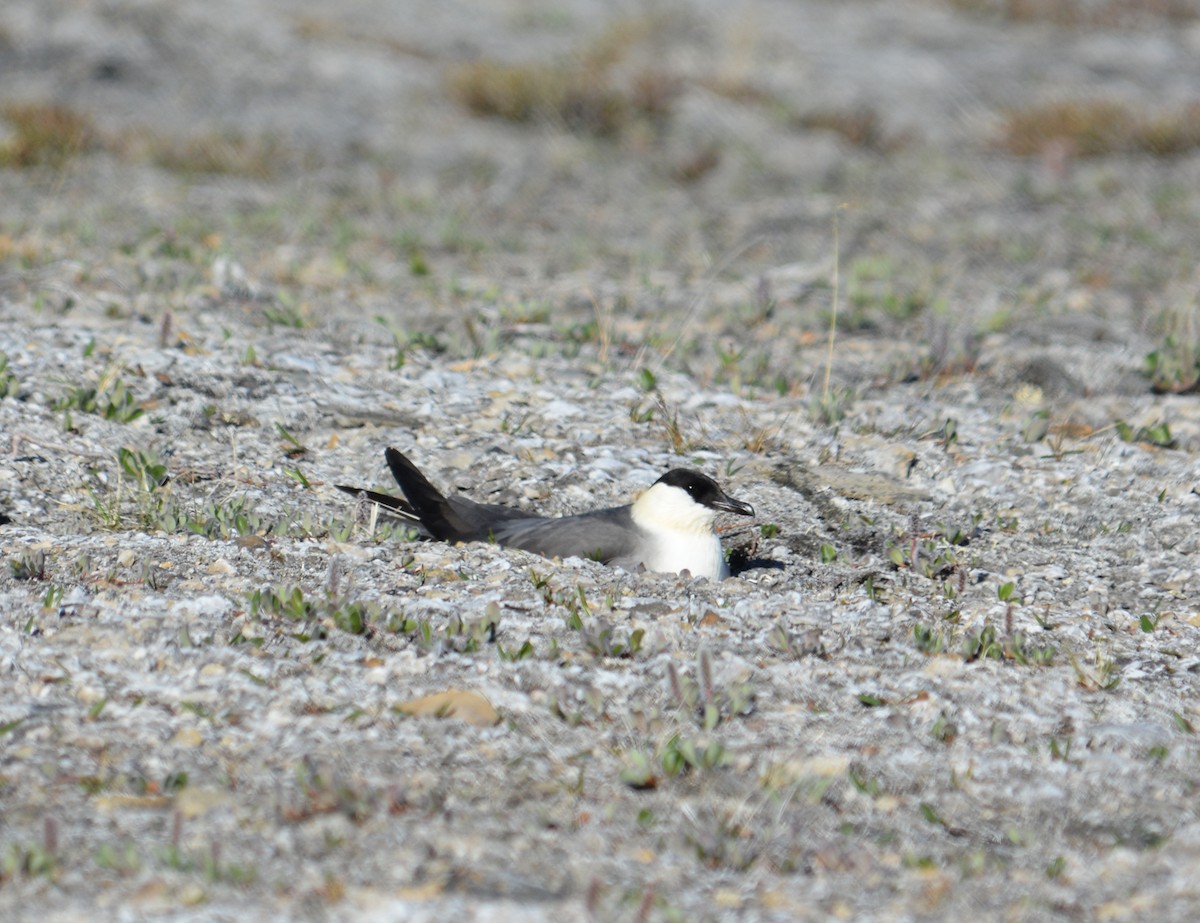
[3, 1, 1200, 921]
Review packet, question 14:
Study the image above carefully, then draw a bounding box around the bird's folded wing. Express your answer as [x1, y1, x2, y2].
[491, 506, 639, 564]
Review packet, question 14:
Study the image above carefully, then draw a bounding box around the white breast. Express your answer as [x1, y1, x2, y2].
[638, 531, 728, 580]
[629, 483, 729, 580]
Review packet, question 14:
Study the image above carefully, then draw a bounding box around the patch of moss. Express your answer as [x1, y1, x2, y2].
[447, 17, 679, 138]
[947, 0, 1200, 28]
[0, 103, 97, 167]
[1000, 100, 1200, 158]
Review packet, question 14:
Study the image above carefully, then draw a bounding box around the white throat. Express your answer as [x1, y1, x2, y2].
[630, 483, 728, 580]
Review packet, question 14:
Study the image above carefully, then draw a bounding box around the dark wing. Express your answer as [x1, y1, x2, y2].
[385, 447, 531, 543]
[350, 448, 639, 566]
[491, 506, 640, 564]
[335, 481, 540, 541]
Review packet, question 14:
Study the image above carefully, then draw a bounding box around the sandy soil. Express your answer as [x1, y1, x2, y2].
[3, 1, 1200, 920]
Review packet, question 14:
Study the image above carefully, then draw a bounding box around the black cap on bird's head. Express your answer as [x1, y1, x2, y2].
[654, 469, 755, 518]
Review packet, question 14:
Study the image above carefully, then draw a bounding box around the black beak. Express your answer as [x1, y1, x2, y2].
[713, 492, 755, 518]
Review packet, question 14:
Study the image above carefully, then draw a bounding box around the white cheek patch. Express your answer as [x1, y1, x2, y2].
[631, 484, 716, 535]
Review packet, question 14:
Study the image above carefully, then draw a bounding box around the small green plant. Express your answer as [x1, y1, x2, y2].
[939, 417, 958, 450]
[1115, 418, 1175, 448]
[808, 385, 855, 426]
[1067, 647, 1121, 691]
[427, 612, 500, 654]
[660, 733, 727, 775]
[185, 496, 267, 539]
[155, 837, 257, 884]
[961, 624, 1003, 661]
[375, 316, 448, 370]
[0, 353, 18, 397]
[88, 448, 187, 534]
[630, 387, 690, 454]
[0, 718, 25, 737]
[378, 583, 503, 651]
[619, 732, 728, 790]
[1006, 634, 1056, 667]
[664, 649, 755, 731]
[334, 489, 421, 544]
[931, 712, 957, 743]
[248, 580, 391, 637]
[2, 840, 57, 880]
[919, 802, 948, 828]
[839, 254, 932, 327]
[948, 618, 1054, 667]
[116, 447, 168, 491]
[767, 621, 809, 657]
[580, 622, 646, 658]
[253, 584, 311, 622]
[394, 231, 431, 277]
[619, 750, 658, 789]
[1049, 736, 1074, 761]
[94, 842, 141, 875]
[562, 603, 585, 632]
[913, 623, 946, 655]
[275, 422, 307, 458]
[1023, 408, 1050, 443]
[1145, 333, 1200, 394]
[497, 638, 536, 661]
[54, 377, 145, 426]
[9, 548, 47, 581]
[628, 399, 654, 425]
[88, 479, 299, 541]
[529, 574, 592, 632]
[848, 767, 883, 798]
[262, 303, 307, 329]
[886, 534, 958, 580]
[41, 584, 65, 610]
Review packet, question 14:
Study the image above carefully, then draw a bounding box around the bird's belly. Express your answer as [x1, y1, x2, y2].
[641, 532, 727, 581]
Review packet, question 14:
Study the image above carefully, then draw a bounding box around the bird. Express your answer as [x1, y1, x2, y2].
[336, 447, 755, 580]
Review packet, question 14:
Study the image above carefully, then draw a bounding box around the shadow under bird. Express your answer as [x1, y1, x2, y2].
[337, 448, 755, 580]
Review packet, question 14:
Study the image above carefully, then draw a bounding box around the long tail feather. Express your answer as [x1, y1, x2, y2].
[385, 447, 480, 542]
[334, 484, 418, 520]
